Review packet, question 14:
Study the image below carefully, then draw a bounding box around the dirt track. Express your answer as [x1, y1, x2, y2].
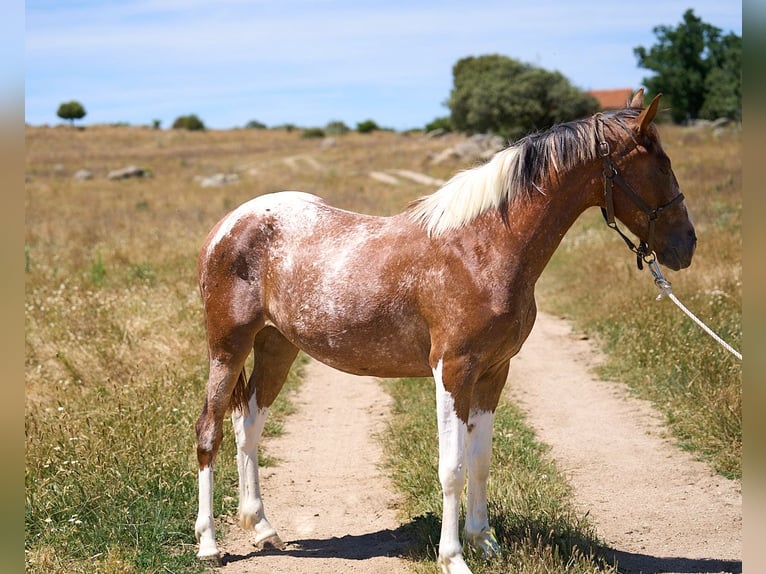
[214, 312, 741, 574]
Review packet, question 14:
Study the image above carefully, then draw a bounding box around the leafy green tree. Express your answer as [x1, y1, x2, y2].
[699, 32, 742, 121]
[634, 9, 741, 122]
[56, 100, 86, 125]
[172, 114, 206, 131]
[447, 54, 599, 140]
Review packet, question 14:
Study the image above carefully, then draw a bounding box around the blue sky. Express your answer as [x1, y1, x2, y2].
[25, 1, 742, 130]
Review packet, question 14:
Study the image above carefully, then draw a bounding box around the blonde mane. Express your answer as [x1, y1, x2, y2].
[407, 109, 641, 236]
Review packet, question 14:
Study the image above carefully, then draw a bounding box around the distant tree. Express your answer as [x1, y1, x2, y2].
[325, 120, 350, 135]
[172, 114, 206, 131]
[245, 119, 268, 129]
[56, 100, 86, 125]
[447, 54, 599, 140]
[356, 119, 380, 134]
[634, 9, 741, 122]
[152, 119, 162, 130]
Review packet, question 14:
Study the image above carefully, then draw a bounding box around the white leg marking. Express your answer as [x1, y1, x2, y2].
[195, 465, 220, 559]
[434, 360, 473, 574]
[465, 409, 501, 559]
[231, 393, 283, 548]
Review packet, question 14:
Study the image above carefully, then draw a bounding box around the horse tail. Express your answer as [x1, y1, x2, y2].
[230, 366, 251, 416]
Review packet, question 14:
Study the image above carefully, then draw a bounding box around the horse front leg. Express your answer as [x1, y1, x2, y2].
[434, 359, 473, 574]
[464, 409, 501, 559]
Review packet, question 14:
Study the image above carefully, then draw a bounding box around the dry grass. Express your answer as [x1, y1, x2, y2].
[24, 125, 458, 572]
[25, 122, 740, 572]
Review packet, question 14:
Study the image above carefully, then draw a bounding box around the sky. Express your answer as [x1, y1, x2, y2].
[24, 1, 742, 131]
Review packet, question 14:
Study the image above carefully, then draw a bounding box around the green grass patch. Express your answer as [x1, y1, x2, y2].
[381, 377, 617, 574]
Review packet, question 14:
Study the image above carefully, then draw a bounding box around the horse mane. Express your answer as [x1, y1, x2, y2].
[407, 107, 643, 236]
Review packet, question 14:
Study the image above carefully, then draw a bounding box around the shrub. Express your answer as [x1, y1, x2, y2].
[245, 119, 268, 129]
[425, 116, 453, 133]
[301, 127, 326, 139]
[325, 120, 350, 135]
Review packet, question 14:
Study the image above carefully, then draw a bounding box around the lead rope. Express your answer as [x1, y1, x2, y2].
[645, 258, 742, 361]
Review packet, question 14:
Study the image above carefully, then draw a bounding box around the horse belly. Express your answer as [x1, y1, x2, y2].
[268, 305, 432, 378]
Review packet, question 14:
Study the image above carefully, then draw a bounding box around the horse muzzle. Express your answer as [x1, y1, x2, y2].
[656, 224, 696, 271]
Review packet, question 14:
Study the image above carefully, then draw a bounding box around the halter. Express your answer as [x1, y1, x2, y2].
[595, 114, 685, 269]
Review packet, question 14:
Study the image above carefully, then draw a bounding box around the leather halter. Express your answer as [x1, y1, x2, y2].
[595, 114, 685, 269]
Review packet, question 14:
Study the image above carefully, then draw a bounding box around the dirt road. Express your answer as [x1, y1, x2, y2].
[217, 359, 411, 573]
[509, 312, 741, 574]
[215, 312, 741, 574]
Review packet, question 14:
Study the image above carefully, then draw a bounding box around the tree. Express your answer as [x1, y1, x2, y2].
[172, 114, 206, 131]
[356, 119, 380, 134]
[245, 119, 267, 129]
[447, 54, 599, 140]
[56, 100, 86, 125]
[634, 9, 741, 123]
[699, 32, 742, 121]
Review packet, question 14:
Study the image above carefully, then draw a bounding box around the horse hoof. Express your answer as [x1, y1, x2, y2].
[255, 533, 285, 551]
[196, 550, 222, 566]
[465, 528, 501, 560]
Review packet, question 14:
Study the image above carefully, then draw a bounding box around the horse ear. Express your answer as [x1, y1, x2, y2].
[637, 93, 662, 135]
[628, 88, 644, 108]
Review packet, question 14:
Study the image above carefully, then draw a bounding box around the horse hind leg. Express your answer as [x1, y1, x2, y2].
[233, 326, 299, 550]
[195, 322, 260, 561]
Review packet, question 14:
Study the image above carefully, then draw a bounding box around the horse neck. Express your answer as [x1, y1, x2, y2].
[496, 158, 603, 285]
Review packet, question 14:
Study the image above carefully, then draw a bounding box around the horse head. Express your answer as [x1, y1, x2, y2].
[601, 90, 696, 271]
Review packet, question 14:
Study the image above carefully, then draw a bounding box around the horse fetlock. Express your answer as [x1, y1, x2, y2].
[195, 521, 221, 562]
[238, 502, 265, 530]
[464, 527, 501, 560]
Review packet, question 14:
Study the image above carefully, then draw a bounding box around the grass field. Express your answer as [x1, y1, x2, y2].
[25, 122, 740, 572]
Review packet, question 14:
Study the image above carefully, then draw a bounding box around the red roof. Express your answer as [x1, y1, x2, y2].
[587, 88, 635, 110]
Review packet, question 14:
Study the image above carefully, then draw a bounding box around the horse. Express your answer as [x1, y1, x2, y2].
[193, 89, 696, 574]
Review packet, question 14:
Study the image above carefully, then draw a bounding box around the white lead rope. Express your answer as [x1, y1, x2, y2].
[647, 260, 742, 361]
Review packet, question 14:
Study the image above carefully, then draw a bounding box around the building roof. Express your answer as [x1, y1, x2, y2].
[587, 88, 635, 110]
